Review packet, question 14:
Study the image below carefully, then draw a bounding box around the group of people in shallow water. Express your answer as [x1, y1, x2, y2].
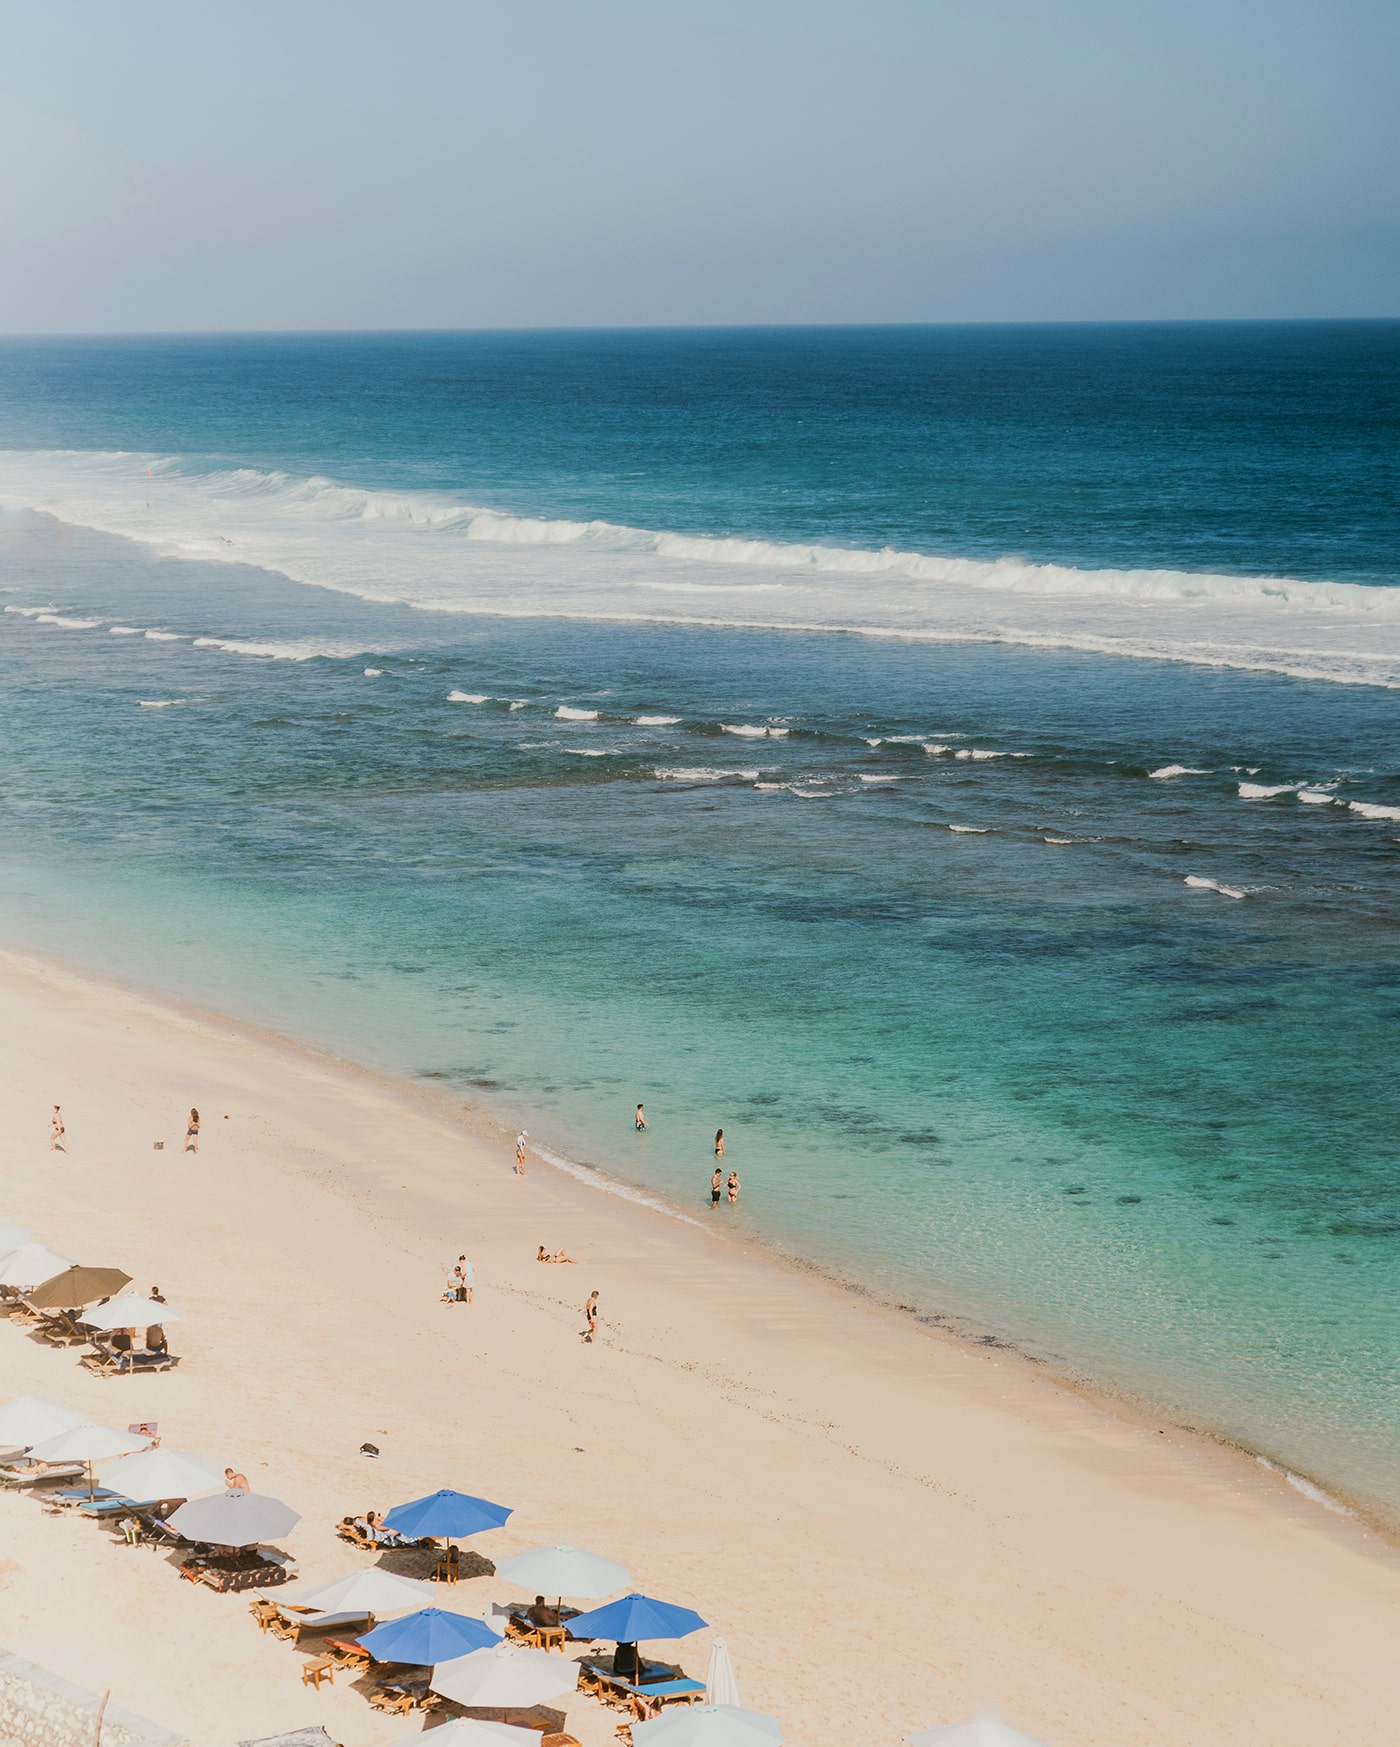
[634, 1108, 741, 1207]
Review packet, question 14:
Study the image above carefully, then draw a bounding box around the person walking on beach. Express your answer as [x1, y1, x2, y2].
[714, 1129, 725, 1157]
[581, 1290, 599, 1343]
[710, 1167, 723, 1209]
[515, 1131, 528, 1176]
[635, 1104, 647, 1131]
[49, 1106, 65, 1151]
[727, 1170, 741, 1204]
[185, 1107, 200, 1153]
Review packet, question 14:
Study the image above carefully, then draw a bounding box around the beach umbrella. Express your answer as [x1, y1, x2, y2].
[382, 1487, 513, 1543]
[388, 1723, 536, 1746]
[495, 1544, 631, 1603]
[0, 1224, 29, 1253]
[0, 1243, 74, 1291]
[430, 1642, 580, 1709]
[906, 1721, 1052, 1747]
[84, 1292, 184, 1331]
[633, 1706, 784, 1747]
[360, 1606, 501, 1664]
[706, 1638, 741, 1707]
[96, 1446, 223, 1501]
[283, 1568, 442, 1617]
[566, 1592, 707, 1643]
[27, 1420, 153, 1498]
[27, 1265, 131, 1310]
[0, 1396, 86, 1452]
[169, 1489, 299, 1547]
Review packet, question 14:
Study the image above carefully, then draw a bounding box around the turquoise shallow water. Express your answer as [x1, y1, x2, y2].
[0, 326, 1397, 1518]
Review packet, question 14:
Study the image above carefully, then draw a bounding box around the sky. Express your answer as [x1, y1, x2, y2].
[0, 0, 1397, 331]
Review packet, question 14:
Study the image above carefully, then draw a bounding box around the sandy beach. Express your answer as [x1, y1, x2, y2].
[1, 943, 1398, 1747]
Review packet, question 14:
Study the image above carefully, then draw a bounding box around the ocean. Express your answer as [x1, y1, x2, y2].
[1, 323, 1397, 1519]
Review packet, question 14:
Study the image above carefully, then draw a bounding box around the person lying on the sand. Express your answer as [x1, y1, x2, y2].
[354, 1509, 410, 1545]
[536, 1245, 577, 1263]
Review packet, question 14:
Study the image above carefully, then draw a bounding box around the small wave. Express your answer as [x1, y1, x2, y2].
[1185, 875, 1247, 898]
[530, 1143, 705, 1229]
[1238, 782, 1300, 800]
[1255, 1456, 1354, 1516]
[1043, 836, 1076, 844]
[448, 690, 489, 703]
[363, 667, 383, 677]
[858, 775, 905, 784]
[655, 767, 761, 783]
[565, 748, 618, 757]
[1149, 765, 1211, 779]
[138, 699, 185, 709]
[556, 705, 599, 721]
[192, 635, 367, 661]
[722, 723, 789, 739]
[1296, 788, 1337, 805]
[948, 825, 990, 834]
[36, 613, 104, 629]
[1348, 800, 1400, 821]
[508, 700, 528, 711]
[3, 604, 62, 617]
[955, 748, 1008, 760]
[144, 630, 185, 641]
[755, 781, 834, 798]
[635, 715, 681, 726]
[109, 625, 144, 635]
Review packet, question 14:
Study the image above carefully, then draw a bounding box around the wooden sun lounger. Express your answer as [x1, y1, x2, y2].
[81, 1344, 180, 1377]
[580, 1662, 705, 1712]
[34, 1311, 92, 1346]
[0, 1461, 87, 1491]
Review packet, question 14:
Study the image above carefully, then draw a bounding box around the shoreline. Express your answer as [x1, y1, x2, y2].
[0, 937, 1389, 1546]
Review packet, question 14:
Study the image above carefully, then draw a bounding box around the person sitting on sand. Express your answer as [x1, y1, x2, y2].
[224, 1467, 249, 1491]
[528, 1595, 562, 1628]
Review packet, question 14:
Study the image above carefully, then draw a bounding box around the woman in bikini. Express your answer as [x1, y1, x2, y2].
[185, 1108, 200, 1153]
[727, 1170, 740, 1204]
[49, 1106, 65, 1152]
[714, 1129, 725, 1157]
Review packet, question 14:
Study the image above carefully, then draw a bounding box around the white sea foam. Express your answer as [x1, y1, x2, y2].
[1296, 788, 1337, 804]
[4, 603, 62, 617]
[1185, 875, 1247, 898]
[144, 630, 185, 641]
[555, 705, 599, 721]
[654, 767, 761, 783]
[109, 625, 144, 635]
[1238, 782, 1301, 800]
[7, 449, 1400, 687]
[1149, 765, 1211, 779]
[1348, 800, 1400, 821]
[755, 781, 832, 797]
[858, 775, 905, 784]
[530, 1142, 705, 1228]
[508, 700, 528, 711]
[447, 690, 489, 703]
[566, 748, 617, 757]
[635, 714, 681, 726]
[138, 699, 184, 709]
[722, 723, 788, 738]
[191, 635, 368, 661]
[1255, 1456, 1354, 1516]
[363, 667, 383, 677]
[35, 613, 103, 629]
[948, 825, 990, 834]
[955, 748, 1006, 760]
[1043, 836, 1076, 844]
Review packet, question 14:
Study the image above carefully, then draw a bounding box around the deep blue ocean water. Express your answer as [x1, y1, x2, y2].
[1, 324, 1397, 1516]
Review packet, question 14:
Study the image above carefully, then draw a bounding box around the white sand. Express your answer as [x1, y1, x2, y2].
[0, 945, 1397, 1746]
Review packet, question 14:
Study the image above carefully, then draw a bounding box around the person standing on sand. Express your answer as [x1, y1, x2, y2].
[582, 1290, 599, 1342]
[714, 1129, 725, 1157]
[185, 1108, 200, 1153]
[49, 1106, 65, 1151]
[457, 1255, 475, 1303]
[727, 1170, 741, 1204]
[711, 1168, 723, 1209]
[515, 1131, 528, 1176]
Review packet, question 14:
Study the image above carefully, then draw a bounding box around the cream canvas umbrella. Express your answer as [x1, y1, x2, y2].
[283, 1568, 443, 1616]
[96, 1446, 223, 1501]
[0, 1243, 74, 1291]
[495, 1544, 631, 1603]
[431, 1642, 580, 1709]
[27, 1420, 153, 1498]
[85, 1291, 184, 1331]
[169, 1489, 299, 1547]
[907, 1720, 1052, 1747]
[0, 1396, 86, 1452]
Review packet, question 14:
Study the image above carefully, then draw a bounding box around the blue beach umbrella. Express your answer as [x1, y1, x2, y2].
[567, 1593, 708, 1642]
[382, 1488, 513, 1542]
[359, 1607, 501, 1665]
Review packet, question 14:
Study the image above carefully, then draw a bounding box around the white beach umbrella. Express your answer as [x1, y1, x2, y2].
[84, 1292, 184, 1330]
[0, 1242, 74, 1290]
[169, 1489, 300, 1547]
[495, 1544, 632, 1600]
[706, 1638, 741, 1707]
[431, 1642, 580, 1708]
[27, 1420, 153, 1497]
[906, 1720, 1052, 1747]
[283, 1568, 443, 1616]
[0, 1224, 30, 1253]
[389, 1723, 537, 1746]
[633, 1706, 784, 1747]
[96, 1446, 223, 1501]
[0, 1396, 86, 1452]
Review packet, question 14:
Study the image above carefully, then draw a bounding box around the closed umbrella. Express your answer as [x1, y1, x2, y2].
[28, 1265, 131, 1310]
[430, 1642, 579, 1709]
[169, 1489, 299, 1547]
[495, 1544, 631, 1602]
[706, 1638, 741, 1707]
[96, 1446, 223, 1502]
[283, 1568, 442, 1617]
[85, 1292, 184, 1330]
[388, 1723, 536, 1746]
[633, 1707, 784, 1747]
[0, 1243, 74, 1291]
[0, 1396, 86, 1453]
[360, 1607, 500, 1664]
[27, 1420, 153, 1498]
[907, 1721, 1052, 1747]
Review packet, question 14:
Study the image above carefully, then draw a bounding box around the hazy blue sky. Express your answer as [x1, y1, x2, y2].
[1, 0, 1396, 330]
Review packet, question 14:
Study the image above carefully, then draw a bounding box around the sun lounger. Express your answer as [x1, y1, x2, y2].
[580, 1662, 705, 1711]
[368, 1690, 415, 1715]
[0, 1460, 87, 1490]
[34, 1311, 92, 1346]
[81, 1344, 180, 1377]
[324, 1638, 370, 1671]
